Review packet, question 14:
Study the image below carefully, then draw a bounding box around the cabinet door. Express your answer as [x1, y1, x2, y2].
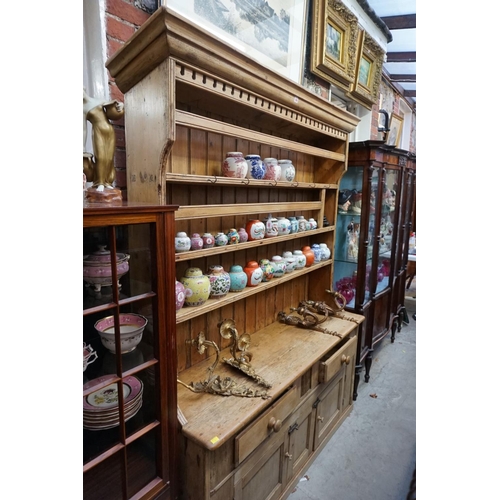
[234, 426, 289, 500]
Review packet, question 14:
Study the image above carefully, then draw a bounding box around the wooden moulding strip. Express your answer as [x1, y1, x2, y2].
[176, 110, 346, 162]
[174, 227, 335, 262]
[175, 201, 323, 220]
[165, 172, 339, 190]
[175, 260, 332, 324]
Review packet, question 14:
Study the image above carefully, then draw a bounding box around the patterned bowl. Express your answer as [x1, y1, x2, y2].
[94, 313, 148, 354]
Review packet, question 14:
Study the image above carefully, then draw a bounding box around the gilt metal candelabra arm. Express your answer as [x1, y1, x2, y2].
[177, 331, 270, 398]
[219, 319, 272, 389]
[278, 304, 342, 338]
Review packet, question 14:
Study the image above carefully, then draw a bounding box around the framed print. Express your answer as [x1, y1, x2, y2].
[348, 29, 385, 108]
[310, 0, 359, 91]
[386, 113, 404, 147]
[164, 0, 307, 83]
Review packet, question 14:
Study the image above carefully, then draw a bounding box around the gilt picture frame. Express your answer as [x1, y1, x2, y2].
[310, 0, 359, 91]
[386, 113, 404, 147]
[164, 0, 308, 83]
[348, 28, 385, 107]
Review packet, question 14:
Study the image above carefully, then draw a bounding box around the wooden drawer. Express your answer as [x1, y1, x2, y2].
[235, 384, 299, 465]
[318, 335, 357, 384]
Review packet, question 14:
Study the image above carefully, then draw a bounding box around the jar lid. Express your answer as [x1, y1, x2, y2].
[278, 159, 292, 163]
[226, 151, 243, 156]
[83, 246, 129, 265]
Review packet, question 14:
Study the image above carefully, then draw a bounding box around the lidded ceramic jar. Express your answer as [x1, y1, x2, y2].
[175, 279, 186, 310]
[297, 215, 307, 232]
[244, 260, 263, 287]
[282, 251, 297, 273]
[276, 216, 291, 236]
[264, 214, 279, 238]
[301, 245, 315, 267]
[319, 243, 331, 260]
[293, 250, 306, 270]
[246, 219, 266, 241]
[222, 152, 248, 178]
[175, 231, 191, 253]
[246, 154, 266, 180]
[202, 232, 215, 249]
[181, 267, 211, 306]
[237, 227, 249, 243]
[263, 158, 281, 181]
[289, 216, 298, 234]
[259, 258, 275, 282]
[278, 159, 296, 182]
[207, 265, 231, 299]
[215, 232, 229, 246]
[229, 265, 248, 292]
[308, 218, 318, 230]
[190, 233, 203, 251]
[271, 255, 286, 278]
[311, 244, 322, 263]
[83, 245, 130, 292]
[226, 228, 240, 245]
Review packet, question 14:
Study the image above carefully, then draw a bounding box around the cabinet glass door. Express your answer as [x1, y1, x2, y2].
[83, 221, 162, 500]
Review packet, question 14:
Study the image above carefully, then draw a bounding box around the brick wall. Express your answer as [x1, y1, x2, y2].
[105, 0, 153, 199]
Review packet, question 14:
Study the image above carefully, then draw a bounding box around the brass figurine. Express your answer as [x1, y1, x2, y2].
[219, 319, 272, 389]
[177, 331, 270, 399]
[83, 88, 124, 202]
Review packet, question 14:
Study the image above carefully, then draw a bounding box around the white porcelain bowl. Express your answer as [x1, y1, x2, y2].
[94, 313, 147, 354]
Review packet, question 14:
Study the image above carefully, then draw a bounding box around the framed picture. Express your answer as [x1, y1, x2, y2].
[164, 0, 308, 83]
[386, 113, 404, 147]
[310, 0, 359, 91]
[348, 29, 385, 107]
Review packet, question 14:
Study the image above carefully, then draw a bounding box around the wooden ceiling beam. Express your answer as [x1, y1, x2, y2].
[404, 90, 416, 98]
[381, 14, 416, 30]
[386, 51, 416, 63]
[390, 74, 416, 82]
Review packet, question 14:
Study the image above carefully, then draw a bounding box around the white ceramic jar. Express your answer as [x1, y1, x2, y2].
[221, 152, 248, 178]
[278, 159, 295, 182]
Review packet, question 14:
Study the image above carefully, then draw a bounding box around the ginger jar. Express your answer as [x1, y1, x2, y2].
[301, 246, 315, 267]
[175, 231, 191, 253]
[237, 227, 249, 243]
[246, 154, 266, 180]
[246, 219, 266, 241]
[190, 233, 203, 251]
[215, 232, 229, 246]
[175, 280, 186, 310]
[293, 250, 306, 270]
[282, 251, 297, 273]
[226, 228, 240, 245]
[222, 152, 248, 178]
[181, 267, 211, 306]
[289, 216, 298, 234]
[207, 265, 231, 299]
[244, 261, 263, 286]
[271, 255, 286, 278]
[259, 258, 275, 282]
[297, 215, 307, 232]
[311, 244, 322, 263]
[263, 158, 281, 181]
[229, 265, 248, 292]
[276, 216, 291, 236]
[319, 243, 331, 260]
[264, 215, 279, 238]
[278, 159, 295, 182]
[202, 232, 215, 249]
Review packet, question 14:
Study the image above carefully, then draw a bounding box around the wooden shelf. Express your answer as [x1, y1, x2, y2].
[174, 227, 335, 262]
[176, 260, 332, 324]
[165, 172, 339, 190]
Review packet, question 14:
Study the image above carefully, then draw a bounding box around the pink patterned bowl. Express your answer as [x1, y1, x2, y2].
[94, 313, 147, 354]
[83, 245, 130, 292]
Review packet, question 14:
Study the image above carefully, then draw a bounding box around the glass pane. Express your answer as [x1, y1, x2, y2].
[83, 451, 124, 500]
[126, 429, 159, 498]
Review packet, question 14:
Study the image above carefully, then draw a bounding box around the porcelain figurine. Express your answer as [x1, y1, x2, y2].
[181, 267, 211, 306]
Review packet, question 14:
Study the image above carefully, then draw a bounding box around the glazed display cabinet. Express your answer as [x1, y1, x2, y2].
[83, 203, 178, 500]
[106, 6, 364, 499]
[333, 140, 416, 398]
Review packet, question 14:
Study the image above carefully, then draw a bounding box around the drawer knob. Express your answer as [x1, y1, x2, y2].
[341, 354, 351, 365]
[285, 452, 293, 460]
[268, 417, 282, 432]
[317, 415, 324, 422]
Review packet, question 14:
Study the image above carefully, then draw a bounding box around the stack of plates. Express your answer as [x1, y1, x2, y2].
[83, 374, 143, 431]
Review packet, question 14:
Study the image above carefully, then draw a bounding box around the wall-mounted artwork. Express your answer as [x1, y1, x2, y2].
[164, 0, 308, 83]
[386, 113, 404, 147]
[309, 0, 359, 91]
[348, 28, 385, 108]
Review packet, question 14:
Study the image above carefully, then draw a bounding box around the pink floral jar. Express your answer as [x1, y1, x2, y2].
[263, 158, 281, 181]
[222, 152, 248, 178]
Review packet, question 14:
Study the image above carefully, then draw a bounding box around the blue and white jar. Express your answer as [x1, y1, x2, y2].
[289, 216, 298, 234]
[311, 244, 322, 263]
[245, 155, 266, 180]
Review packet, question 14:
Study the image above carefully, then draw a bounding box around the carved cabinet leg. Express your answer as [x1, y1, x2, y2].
[353, 365, 362, 401]
[364, 351, 373, 383]
[391, 319, 397, 343]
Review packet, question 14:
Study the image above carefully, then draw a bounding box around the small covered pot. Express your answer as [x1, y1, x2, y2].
[83, 245, 130, 292]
